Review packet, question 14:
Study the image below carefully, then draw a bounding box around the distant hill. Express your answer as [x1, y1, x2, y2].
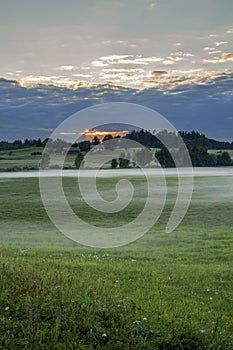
[179, 131, 233, 149]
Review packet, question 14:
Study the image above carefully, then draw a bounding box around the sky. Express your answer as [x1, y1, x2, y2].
[1, 0, 233, 90]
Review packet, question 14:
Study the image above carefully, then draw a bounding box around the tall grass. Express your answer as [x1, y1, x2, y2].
[0, 175, 233, 348]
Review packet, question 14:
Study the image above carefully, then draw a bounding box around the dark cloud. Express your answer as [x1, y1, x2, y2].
[0, 74, 233, 140]
[150, 70, 168, 78]
[222, 53, 233, 60]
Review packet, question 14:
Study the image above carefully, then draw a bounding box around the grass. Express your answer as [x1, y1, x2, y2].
[0, 174, 233, 348]
[0, 147, 44, 171]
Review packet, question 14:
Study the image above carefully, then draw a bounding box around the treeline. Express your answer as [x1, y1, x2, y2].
[179, 131, 233, 149]
[123, 129, 233, 167]
[125, 129, 233, 150]
[0, 138, 47, 151]
[156, 146, 233, 168]
[1, 130, 233, 151]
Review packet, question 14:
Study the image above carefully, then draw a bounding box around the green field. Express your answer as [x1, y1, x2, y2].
[0, 147, 44, 171]
[0, 173, 233, 349]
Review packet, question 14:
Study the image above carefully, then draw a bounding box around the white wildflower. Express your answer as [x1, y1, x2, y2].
[133, 320, 141, 325]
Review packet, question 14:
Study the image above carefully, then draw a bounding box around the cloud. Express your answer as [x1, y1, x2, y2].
[215, 41, 228, 46]
[162, 60, 176, 66]
[174, 68, 204, 74]
[100, 54, 132, 61]
[92, 60, 110, 67]
[202, 58, 218, 64]
[116, 40, 129, 45]
[212, 72, 228, 78]
[129, 44, 139, 48]
[100, 68, 144, 84]
[103, 68, 145, 73]
[208, 34, 223, 38]
[140, 80, 168, 88]
[96, 55, 163, 66]
[207, 50, 222, 55]
[162, 56, 184, 65]
[58, 132, 78, 135]
[135, 56, 163, 63]
[38, 128, 54, 132]
[99, 72, 135, 81]
[203, 47, 215, 51]
[226, 27, 233, 34]
[150, 70, 168, 78]
[18, 75, 92, 89]
[73, 74, 93, 78]
[159, 51, 195, 67]
[15, 69, 231, 92]
[148, 3, 156, 9]
[170, 51, 194, 57]
[58, 65, 75, 71]
[203, 52, 233, 64]
[222, 53, 233, 60]
[137, 71, 233, 92]
[101, 40, 138, 48]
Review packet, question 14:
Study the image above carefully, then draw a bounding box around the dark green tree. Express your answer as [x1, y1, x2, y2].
[155, 147, 175, 168]
[189, 146, 216, 167]
[216, 151, 232, 166]
[78, 141, 91, 152]
[92, 136, 100, 146]
[118, 152, 130, 168]
[102, 134, 113, 142]
[111, 158, 118, 169]
[75, 153, 84, 169]
[36, 138, 42, 147]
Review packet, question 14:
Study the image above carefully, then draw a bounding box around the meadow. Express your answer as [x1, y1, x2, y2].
[0, 148, 43, 171]
[0, 171, 233, 349]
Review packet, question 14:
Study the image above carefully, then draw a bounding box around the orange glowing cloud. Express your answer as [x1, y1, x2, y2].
[84, 129, 129, 141]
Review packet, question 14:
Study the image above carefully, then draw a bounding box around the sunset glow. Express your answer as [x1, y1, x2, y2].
[84, 129, 129, 141]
